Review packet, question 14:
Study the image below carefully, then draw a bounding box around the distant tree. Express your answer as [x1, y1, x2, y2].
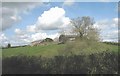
[71, 16, 100, 41]
[7, 43, 11, 48]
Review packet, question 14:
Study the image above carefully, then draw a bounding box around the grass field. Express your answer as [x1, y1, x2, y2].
[2, 42, 119, 74]
[2, 42, 119, 58]
[2, 44, 64, 58]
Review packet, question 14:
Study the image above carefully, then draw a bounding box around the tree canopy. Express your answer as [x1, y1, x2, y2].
[70, 16, 100, 41]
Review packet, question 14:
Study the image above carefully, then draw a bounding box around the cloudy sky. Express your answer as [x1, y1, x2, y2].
[0, 0, 119, 46]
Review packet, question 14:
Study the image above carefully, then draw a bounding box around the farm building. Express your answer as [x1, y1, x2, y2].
[30, 40, 42, 46]
[59, 34, 77, 44]
[30, 38, 54, 46]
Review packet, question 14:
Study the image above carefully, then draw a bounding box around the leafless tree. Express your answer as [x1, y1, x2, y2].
[71, 16, 100, 41]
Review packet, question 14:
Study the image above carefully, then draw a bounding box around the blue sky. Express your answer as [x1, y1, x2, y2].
[1, 2, 119, 46]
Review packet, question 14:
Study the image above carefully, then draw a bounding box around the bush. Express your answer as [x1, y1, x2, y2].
[60, 39, 102, 56]
[2, 52, 118, 74]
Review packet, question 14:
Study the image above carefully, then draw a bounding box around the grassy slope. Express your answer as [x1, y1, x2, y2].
[2, 43, 119, 58]
[2, 44, 65, 58]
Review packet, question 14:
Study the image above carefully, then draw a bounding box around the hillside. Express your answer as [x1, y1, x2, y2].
[2, 42, 119, 58]
[2, 42, 119, 74]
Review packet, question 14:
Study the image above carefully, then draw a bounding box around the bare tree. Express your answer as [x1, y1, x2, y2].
[71, 16, 100, 41]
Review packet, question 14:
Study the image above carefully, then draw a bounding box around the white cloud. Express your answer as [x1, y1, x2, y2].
[112, 18, 118, 28]
[94, 18, 118, 29]
[13, 31, 60, 45]
[10, 15, 21, 22]
[31, 33, 47, 41]
[0, 33, 27, 47]
[113, 18, 118, 22]
[0, 33, 7, 41]
[14, 28, 32, 43]
[94, 18, 118, 42]
[63, 0, 75, 6]
[7, 37, 30, 47]
[36, 7, 70, 30]
[27, 7, 70, 32]
[26, 25, 36, 33]
[15, 28, 23, 35]
[31, 32, 60, 41]
[14, 27, 60, 45]
[1, 2, 42, 31]
[0, 33, 9, 47]
[47, 33, 60, 40]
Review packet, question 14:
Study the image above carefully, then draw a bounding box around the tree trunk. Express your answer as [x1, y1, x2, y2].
[79, 32, 83, 38]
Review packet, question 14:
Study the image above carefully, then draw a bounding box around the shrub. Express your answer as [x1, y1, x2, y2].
[2, 52, 118, 74]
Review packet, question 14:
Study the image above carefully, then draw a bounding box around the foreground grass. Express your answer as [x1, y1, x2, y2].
[2, 42, 119, 58]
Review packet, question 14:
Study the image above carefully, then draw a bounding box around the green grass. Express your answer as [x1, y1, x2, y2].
[59, 41, 119, 56]
[2, 44, 65, 58]
[2, 42, 119, 58]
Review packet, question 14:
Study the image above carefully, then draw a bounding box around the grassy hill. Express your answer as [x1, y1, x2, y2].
[2, 42, 119, 58]
[2, 42, 119, 74]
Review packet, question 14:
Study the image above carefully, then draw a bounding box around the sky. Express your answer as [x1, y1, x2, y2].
[0, 0, 119, 46]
